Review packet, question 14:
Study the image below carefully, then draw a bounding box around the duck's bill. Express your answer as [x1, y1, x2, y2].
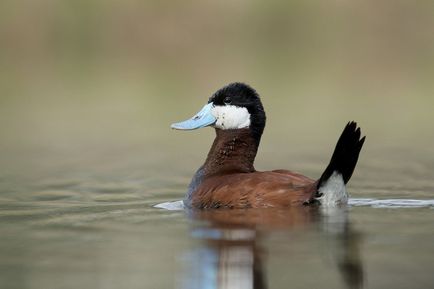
[171, 103, 216, 130]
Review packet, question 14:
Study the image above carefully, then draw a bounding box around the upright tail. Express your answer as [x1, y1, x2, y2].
[317, 122, 366, 205]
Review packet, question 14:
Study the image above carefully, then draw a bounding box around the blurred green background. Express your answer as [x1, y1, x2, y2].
[0, 0, 433, 177]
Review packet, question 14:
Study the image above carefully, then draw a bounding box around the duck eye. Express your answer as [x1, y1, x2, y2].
[223, 97, 232, 105]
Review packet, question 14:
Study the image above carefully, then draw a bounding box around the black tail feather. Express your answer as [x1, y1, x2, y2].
[318, 122, 365, 189]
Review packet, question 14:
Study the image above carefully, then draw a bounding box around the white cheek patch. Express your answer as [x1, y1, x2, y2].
[211, 105, 251, 130]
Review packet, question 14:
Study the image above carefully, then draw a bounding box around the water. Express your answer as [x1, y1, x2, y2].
[1, 143, 434, 289]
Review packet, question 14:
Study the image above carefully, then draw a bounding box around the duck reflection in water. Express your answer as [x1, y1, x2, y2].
[181, 207, 364, 289]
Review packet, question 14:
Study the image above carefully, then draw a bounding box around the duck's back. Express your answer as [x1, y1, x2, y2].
[189, 170, 317, 209]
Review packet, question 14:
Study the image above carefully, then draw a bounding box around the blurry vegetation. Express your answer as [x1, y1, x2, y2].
[0, 0, 433, 167]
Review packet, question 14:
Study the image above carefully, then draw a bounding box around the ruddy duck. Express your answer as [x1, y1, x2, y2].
[172, 83, 365, 209]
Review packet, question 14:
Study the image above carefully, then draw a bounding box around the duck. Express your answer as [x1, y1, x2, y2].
[171, 82, 365, 209]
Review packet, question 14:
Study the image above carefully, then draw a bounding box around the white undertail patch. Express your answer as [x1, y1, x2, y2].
[318, 171, 348, 206]
[211, 105, 251, 130]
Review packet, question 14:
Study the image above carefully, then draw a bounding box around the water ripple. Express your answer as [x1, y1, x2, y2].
[349, 198, 434, 208]
[154, 198, 434, 210]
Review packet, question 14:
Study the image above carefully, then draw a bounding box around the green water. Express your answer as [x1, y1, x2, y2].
[1, 139, 434, 289]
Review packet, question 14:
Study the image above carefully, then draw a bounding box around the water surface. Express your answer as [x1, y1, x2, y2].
[1, 143, 434, 289]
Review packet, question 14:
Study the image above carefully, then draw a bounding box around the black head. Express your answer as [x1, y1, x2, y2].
[209, 83, 266, 144]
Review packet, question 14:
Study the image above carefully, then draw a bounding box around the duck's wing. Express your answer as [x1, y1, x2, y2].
[191, 171, 317, 209]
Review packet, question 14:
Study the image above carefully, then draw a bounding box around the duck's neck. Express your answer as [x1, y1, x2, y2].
[202, 128, 258, 176]
[184, 128, 259, 206]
